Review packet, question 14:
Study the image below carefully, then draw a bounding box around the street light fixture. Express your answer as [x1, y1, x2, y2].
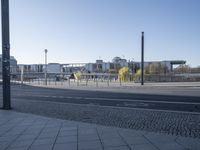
[141, 32, 144, 85]
[1, 0, 11, 109]
[131, 58, 134, 78]
[44, 49, 48, 85]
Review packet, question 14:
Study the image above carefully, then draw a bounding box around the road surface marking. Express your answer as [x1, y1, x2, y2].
[14, 94, 200, 105]
[13, 98, 200, 115]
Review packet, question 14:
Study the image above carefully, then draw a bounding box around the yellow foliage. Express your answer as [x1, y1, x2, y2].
[74, 72, 82, 80]
[135, 69, 141, 76]
[118, 67, 129, 82]
[133, 69, 141, 81]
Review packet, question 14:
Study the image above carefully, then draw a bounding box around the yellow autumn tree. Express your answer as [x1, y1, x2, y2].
[133, 69, 141, 81]
[118, 67, 129, 82]
[74, 72, 82, 80]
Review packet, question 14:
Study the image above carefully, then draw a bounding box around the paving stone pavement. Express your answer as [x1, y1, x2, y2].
[0, 109, 200, 150]
[12, 99, 200, 138]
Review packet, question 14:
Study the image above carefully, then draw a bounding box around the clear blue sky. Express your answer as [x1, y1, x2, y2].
[1, 0, 200, 67]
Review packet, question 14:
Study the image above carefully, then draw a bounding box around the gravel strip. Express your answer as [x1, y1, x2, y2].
[12, 99, 200, 138]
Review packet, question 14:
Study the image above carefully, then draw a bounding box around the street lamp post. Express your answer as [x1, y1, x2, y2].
[44, 49, 48, 85]
[141, 32, 144, 85]
[1, 0, 11, 109]
[130, 58, 134, 81]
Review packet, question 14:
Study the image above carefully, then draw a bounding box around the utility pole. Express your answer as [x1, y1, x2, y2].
[141, 32, 144, 85]
[1, 0, 11, 109]
[44, 49, 48, 85]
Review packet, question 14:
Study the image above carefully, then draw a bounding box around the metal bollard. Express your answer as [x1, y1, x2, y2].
[68, 79, 70, 86]
[77, 80, 79, 86]
[86, 79, 88, 86]
[107, 80, 109, 87]
[96, 79, 98, 87]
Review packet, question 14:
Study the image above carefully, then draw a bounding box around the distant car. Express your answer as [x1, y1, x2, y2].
[69, 74, 75, 79]
[56, 76, 61, 81]
[63, 74, 75, 80]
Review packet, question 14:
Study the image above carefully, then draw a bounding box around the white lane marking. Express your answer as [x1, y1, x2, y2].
[84, 97, 200, 105]
[14, 94, 200, 105]
[13, 98, 200, 115]
[73, 97, 82, 99]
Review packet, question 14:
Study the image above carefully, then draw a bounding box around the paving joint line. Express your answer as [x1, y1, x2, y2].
[27, 119, 50, 150]
[51, 122, 63, 150]
[174, 138, 188, 150]
[4, 117, 38, 150]
[117, 130, 132, 150]
[1, 117, 26, 137]
[95, 127, 105, 150]
[142, 134, 160, 150]
[0, 117, 23, 137]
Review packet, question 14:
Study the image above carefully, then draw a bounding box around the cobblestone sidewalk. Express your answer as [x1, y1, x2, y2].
[0, 110, 200, 150]
[13, 99, 200, 138]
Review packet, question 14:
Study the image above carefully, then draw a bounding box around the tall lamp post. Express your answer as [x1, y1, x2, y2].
[141, 32, 144, 85]
[1, 0, 11, 109]
[131, 58, 134, 80]
[44, 49, 48, 85]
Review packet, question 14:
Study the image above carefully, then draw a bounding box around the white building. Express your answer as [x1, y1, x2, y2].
[17, 63, 62, 74]
[85, 57, 186, 73]
[0, 55, 17, 74]
[17, 64, 44, 73]
[47, 63, 61, 74]
[136, 60, 186, 73]
[85, 58, 128, 73]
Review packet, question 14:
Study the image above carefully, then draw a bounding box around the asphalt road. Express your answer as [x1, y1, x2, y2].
[1, 84, 200, 113]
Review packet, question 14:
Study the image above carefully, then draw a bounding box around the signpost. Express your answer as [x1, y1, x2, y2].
[44, 49, 48, 85]
[141, 32, 144, 85]
[1, 0, 11, 109]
